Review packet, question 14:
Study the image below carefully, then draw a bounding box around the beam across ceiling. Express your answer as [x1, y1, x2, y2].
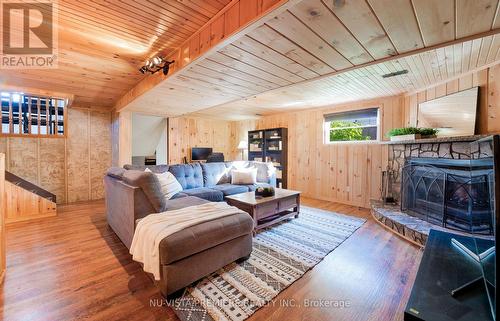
[114, 0, 304, 114]
[115, 0, 500, 119]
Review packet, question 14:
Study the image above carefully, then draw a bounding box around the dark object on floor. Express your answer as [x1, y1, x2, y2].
[383, 196, 396, 204]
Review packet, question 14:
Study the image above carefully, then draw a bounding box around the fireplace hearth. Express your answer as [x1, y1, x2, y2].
[401, 158, 494, 235]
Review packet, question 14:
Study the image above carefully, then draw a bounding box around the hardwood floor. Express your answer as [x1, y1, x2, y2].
[0, 198, 422, 321]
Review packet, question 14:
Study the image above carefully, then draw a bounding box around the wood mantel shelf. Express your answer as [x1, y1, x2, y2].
[382, 135, 489, 145]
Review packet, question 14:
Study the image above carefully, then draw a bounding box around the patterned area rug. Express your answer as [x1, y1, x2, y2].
[172, 206, 365, 321]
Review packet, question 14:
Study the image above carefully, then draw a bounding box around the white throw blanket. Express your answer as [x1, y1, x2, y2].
[130, 202, 246, 280]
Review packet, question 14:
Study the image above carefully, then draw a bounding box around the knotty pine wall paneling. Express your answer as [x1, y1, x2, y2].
[4, 181, 57, 224]
[168, 116, 233, 164]
[228, 65, 499, 209]
[488, 64, 500, 133]
[118, 112, 132, 168]
[230, 96, 403, 208]
[0, 108, 111, 204]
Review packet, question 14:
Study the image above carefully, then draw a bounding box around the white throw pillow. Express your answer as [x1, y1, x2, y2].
[231, 167, 257, 185]
[145, 168, 183, 200]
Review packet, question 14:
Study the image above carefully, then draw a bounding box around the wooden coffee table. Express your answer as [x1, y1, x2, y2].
[226, 188, 301, 234]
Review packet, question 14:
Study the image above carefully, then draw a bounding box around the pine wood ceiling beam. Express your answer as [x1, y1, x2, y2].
[113, 0, 305, 113]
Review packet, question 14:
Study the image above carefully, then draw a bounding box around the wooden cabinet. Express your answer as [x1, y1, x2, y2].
[248, 128, 288, 188]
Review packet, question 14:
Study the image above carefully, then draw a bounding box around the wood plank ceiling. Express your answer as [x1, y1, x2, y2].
[123, 0, 500, 119]
[193, 34, 500, 119]
[0, 0, 232, 108]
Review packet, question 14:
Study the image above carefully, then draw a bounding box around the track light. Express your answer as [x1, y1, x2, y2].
[139, 57, 175, 75]
[153, 56, 162, 66]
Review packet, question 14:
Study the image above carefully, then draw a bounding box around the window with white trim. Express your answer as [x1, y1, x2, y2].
[324, 108, 379, 143]
[1, 92, 66, 136]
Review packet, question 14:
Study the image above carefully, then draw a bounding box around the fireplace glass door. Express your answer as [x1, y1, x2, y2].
[401, 158, 494, 235]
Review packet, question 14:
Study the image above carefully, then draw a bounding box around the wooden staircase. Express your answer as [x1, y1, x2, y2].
[4, 171, 57, 224]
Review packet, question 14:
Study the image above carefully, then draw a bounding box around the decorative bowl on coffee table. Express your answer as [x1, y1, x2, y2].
[255, 186, 275, 197]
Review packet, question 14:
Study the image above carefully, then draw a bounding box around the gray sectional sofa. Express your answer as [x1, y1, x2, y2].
[120, 161, 275, 213]
[104, 161, 276, 297]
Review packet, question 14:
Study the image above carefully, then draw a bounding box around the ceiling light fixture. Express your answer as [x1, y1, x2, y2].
[382, 69, 409, 78]
[139, 56, 175, 75]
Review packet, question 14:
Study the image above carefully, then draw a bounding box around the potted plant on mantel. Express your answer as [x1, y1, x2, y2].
[388, 127, 438, 142]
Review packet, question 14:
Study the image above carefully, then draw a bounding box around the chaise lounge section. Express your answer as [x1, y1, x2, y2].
[158, 212, 253, 296]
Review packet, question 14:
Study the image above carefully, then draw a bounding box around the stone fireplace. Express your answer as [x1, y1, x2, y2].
[372, 135, 496, 246]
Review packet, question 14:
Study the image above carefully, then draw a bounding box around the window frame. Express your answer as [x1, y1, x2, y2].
[323, 107, 381, 144]
[0, 91, 68, 138]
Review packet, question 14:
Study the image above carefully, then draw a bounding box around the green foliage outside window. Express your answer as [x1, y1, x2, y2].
[329, 120, 372, 142]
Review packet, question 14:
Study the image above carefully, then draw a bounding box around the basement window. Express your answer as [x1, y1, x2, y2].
[0, 92, 66, 136]
[324, 108, 379, 143]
